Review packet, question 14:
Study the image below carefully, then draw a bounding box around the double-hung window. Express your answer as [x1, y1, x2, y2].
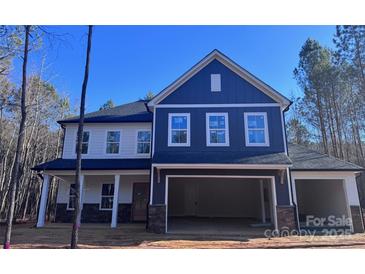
[244, 112, 269, 146]
[137, 130, 151, 154]
[100, 183, 114, 210]
[67, 184, 76, 210]
[75, 131, 90, 154]
[106, 131, 120, 154]
[168, 113, 190, 146]
[206, 113, 229, 146]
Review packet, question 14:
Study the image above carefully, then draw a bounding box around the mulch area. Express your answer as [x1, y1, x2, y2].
[1, 222, 365, 249]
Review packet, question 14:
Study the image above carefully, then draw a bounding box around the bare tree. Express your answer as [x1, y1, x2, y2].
[70, 25, 93, 249]
[3, 25, 30, 249]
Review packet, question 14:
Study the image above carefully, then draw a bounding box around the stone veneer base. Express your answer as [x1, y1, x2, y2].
[276, 205, 297, 232]
[55, 203, 132, 223]
[350, 206, 364, 233]
[147, 204, 166, 234]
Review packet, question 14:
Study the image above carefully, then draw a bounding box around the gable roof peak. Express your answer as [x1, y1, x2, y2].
[148, 49, 291, 109]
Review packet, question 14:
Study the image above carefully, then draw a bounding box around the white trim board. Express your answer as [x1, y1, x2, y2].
[155, 103, 280, 108]
[148, 50, 290, 108]
[164, 175, 278, 233]
[152, 163, 291, 169]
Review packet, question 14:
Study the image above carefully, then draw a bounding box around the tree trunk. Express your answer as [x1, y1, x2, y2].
[3, 25, 30, 249]
[70, 25, 93, 249]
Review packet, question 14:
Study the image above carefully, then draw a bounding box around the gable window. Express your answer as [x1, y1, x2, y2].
[168, 113, 190, 146]
[67, 184, 76, 210]
[75, 131, 90, 154]
[211, 74, 221, 92]
[244, 112, 269, 146]
[106, 131, 120, 154]
[100, 183, 114, 210]
[137, 130, 151, 154]
[206, 113, 229, 146]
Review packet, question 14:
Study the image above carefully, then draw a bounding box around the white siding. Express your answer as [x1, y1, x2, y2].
[62, 123, 152, 159]
[56, 175, 149, 204]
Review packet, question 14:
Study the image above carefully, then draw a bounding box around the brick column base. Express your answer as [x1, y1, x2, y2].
[276, 205, 297, 232]
[147, 204, 166, 234]
[350, 206, 364, 233]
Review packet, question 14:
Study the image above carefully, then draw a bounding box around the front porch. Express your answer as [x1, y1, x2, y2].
[36, 169, 150, 228]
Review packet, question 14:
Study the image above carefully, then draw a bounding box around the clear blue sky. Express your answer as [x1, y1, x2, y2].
[13, 26, 336, 112]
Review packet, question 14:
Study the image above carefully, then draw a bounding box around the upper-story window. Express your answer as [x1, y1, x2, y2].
[100, 183, 114, 210]
[244, 112, 269, 147]
[106, 131, 120, 154]
[206, 113, 229, 146]
[137, 130, 151, 154]
[168, 113, 190, 146]
[75, 131, 89, 154]
[211, 74, 221, 92]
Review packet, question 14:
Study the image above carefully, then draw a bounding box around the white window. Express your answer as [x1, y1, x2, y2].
[137, 130, 151, 154]
[67, 184, 76, 210]
[244, 112, 269, 146]
[206, 113, 229, 146]
[168, 113, 190, 146]
[106, 131, 120, 154]
[75, 131, 90, 154]
[100, 183, 114, 210]
[211, 74, 221, 92]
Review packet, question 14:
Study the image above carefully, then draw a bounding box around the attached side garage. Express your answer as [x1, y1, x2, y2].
[295, 179, 349, 227]
[289, 144, 365, 233]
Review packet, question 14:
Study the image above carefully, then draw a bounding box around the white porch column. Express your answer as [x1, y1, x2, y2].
[111, 175, 120, 228]
[260, 180, 266, 223]
[37, 174, 50, 228]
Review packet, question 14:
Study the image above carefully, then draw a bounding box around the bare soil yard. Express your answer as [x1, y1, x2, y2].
[1, 223, 365, 249]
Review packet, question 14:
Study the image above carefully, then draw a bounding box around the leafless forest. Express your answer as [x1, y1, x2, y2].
[0, 25, 364, 222]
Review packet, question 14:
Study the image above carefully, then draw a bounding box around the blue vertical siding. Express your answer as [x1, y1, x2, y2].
[160, 59, 276, 104]
[154, 106, 285, 154]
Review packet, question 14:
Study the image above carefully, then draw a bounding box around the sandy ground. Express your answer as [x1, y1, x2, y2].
[1, 222, 365, 249]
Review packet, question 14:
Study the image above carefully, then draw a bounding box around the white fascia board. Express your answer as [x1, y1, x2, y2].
[148, 50, 291, 108]
[155, 103, 281, 108]
[152, 163, 291, 170]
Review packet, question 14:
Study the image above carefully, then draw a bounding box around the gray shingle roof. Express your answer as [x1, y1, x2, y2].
[58, 100, 152, 124]
[152, 151, 292, 165]
[32, 158, 151, 171]
[288, 143, 364, 171]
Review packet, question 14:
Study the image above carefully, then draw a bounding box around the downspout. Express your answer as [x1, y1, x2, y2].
[283, 106, 300, 231]
[145, 101, 154, 230]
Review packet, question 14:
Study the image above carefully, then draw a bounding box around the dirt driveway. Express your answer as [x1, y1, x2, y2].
[1, 223, 365, 248]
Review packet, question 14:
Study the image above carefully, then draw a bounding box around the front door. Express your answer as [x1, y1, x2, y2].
[132, 183, 149, 221]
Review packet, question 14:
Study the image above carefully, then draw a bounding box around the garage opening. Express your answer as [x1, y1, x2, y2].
[295, 179, 350, 229]
[167, 177, 276, 235]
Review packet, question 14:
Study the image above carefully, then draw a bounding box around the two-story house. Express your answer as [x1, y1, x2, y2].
[33, 50, 365, 235]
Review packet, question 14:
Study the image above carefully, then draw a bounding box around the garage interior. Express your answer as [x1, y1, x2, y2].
[167, 177, 275, 235]
[295, 179, 350, 229]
